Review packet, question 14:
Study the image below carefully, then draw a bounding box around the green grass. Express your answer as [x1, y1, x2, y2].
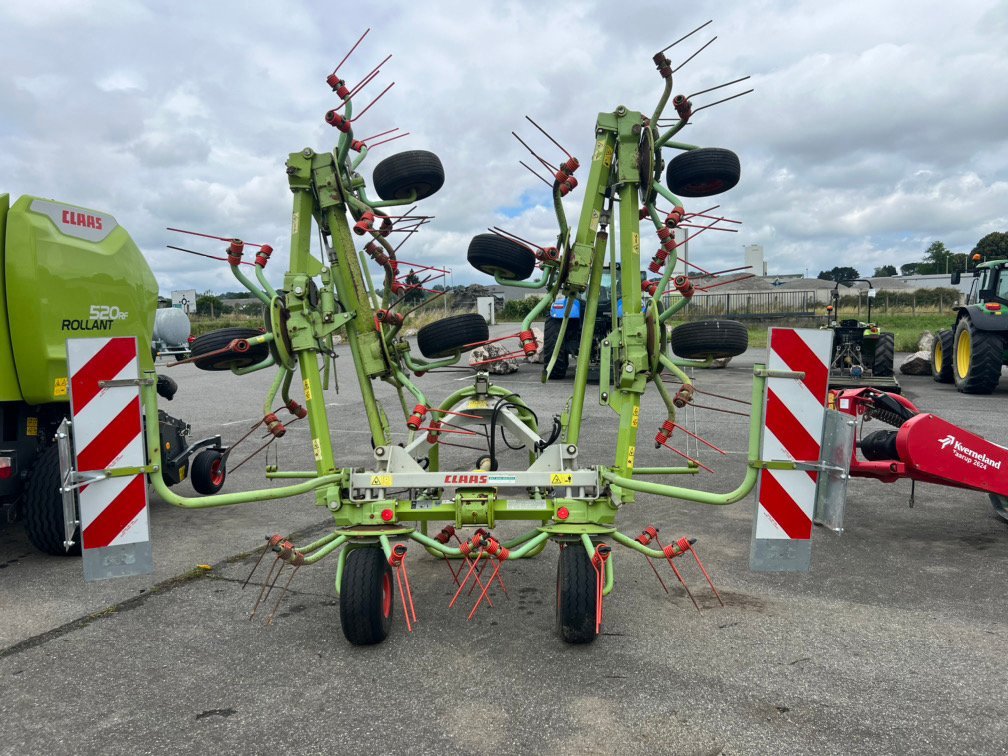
[742, 313, 951, 352]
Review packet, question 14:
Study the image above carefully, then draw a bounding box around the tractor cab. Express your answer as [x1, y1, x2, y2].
[956, 262, 1008, 307]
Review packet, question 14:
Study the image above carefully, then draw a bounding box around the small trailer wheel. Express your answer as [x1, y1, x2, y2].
[340, 547, 394, 645]
[556, 545, 598, 644]
[190, 450, 226, 495]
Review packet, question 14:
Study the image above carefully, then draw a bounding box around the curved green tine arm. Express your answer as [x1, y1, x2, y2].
[351, 145, 369, 171]
[495, 268, 553, 290]
[301, 534, 349, 565]
[230, 262, 272, 306]
[391, 365, 429, 408]
[255, 264, 279, 300]
[263, 368, 289, 416]
[402, 349, 462, 374]
[233, 354, 276, 376]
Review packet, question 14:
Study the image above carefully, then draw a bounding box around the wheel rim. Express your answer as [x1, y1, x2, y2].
[381, 572, 392, 618]
[210, 458, 224, 486]
[957, 328, 972, 377]
[935, 341, 943, 371]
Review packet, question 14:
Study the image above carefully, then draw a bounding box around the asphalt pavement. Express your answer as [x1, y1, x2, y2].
[2, 329, 1006, 755]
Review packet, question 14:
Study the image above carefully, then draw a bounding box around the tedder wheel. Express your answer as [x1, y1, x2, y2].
[467, 233, 536, 281]
[931, 329, 954, 383]
[665, 147, 741, 197]
[989, 494, 1008, 525]
[189, 327, 270, 371]
[556, 545, 597, 644]
[340, 547, 394, 645]
[953, 318, 1003, 394]
[23, 444, 80, 556]
[542, 317, 569, 379]
[416, 313, 489, 359]
[371, 150, 445, 201]
[669, 319, 748, 360]
[190, 450, 226, 495]
[873, 332, 895, 376]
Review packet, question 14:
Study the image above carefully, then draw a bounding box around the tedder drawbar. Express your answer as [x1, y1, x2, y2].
[58, 25, 813, 645]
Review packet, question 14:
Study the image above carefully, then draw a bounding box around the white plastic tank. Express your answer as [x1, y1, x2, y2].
[153, 307, 191, 346]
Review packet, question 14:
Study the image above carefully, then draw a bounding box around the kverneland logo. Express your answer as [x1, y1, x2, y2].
[938, 434, 1002, 469]
[443, 474, 488, 484]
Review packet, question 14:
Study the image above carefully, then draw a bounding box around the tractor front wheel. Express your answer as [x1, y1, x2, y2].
[931, 329, 954, 383]
[340, 547, 394, 645]
[953, 319, 1003, 394]
[873, 332, 895, 376]
[556, 545, 597, 644]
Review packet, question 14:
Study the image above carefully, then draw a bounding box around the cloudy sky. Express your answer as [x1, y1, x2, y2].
[2, 1, 1006, 295]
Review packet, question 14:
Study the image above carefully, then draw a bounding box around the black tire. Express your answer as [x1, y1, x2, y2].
[989, 494, 1008, 524]
[371, 150, 445, 201]
[556, 545, 597, 644]
[190, 450, 226, 495]
[156, 374, 178, 401]
[873, 332, 895, 376]
[23, 445, 80, 556]
[467, 233, 536, 281]
[669, 319, 748, 360]
[931, 329, 954, 383]
[666, 147, 741, 197]
[416, 313, 488, 359]
[542, 317, 569, 379]
[190, 327, 270, 371]
[953, 318, 1003, 394]
[340, 547, 394, 645]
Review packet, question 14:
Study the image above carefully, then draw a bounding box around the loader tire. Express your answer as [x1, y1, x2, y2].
[873, 332, 895, 376]
[416, 314, 488, 359]
[953, 318, 1003, 394]
[467, 233, 536, 281]
[190, 327, 269, 371]
[666, 147, 741, 197]
[23, 445, 80, 556]
[931, 329, 954, 383]
[340, 547, 394, 645]
[372, 150, 445, 201]
[669, 319, 748, 360]
[556, 544, 598, 644]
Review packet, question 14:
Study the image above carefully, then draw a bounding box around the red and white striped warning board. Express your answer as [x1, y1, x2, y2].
[751, 328, 832, 572]
[67, 337, 152, 580]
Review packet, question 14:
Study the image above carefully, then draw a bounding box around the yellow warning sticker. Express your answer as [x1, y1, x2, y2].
[603, 146, 614, 167]
[53, 377, 68, 397]
[371, 474, 393, 487]
[26, 417, 38, 437]
[291, 212, 300, 234]
[312, 438, 322, 461]
[550, 473, 573, 485]
[303, 379, 312, 401]
[631, 406, 640, 428]
[592, 141, 604, 162]
[632, 232, 639, 253]
[626, 445, 636, 469]
[466, 399, 489, 410]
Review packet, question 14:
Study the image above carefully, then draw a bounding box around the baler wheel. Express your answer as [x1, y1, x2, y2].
[669, 319, 748, 360]
[416, 314, 489, 359]
[665, 147, 740, 197]
[189, 327, 270, 371]
[556, 545, 598, 644]
[23, 445, 80, 556]
[989, 494, 1008, 524]
[190, 450, 226, 495]
[340, 547, 394, 645]
[953, 318, 1003, 394]
[467, 233, 536, 281]
[931, 329, 954, 383]
[371, 150, 445, 201]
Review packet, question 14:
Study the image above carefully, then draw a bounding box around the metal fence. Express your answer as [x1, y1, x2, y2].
[661, 289, 818, 319]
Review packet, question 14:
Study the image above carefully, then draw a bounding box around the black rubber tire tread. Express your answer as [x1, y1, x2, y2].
[556, 545, 598, 644]
[467, 233, 536, 281]
[542, 317, 569, 379]
[416, 313, 488, 359]
[190, 327, 270, 371]
[340, 547, 394, 645]
[371, 150, 445, 201]
[23, 444, 80, 556]
[989, 494, 1008, 524]
[190, 450, 226, 495]
[931, 329, 954, 383]
[669, 319, 748, 360]
[953, 318, 1003, 394]
[666, 147, 741, 197]
[873, 332, 895, 376]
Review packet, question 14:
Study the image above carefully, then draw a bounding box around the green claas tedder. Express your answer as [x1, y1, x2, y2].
[65, 24, 780, 645]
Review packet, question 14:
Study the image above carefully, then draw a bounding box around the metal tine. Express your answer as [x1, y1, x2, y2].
[166, 244, 255, 267]
[655, 535, 700, 611]
[250, 557, 283, 620]
[242, 538, 274, 589]
[368, 131, 410, 149]
[672, 422, 727, 454]
[359, 126, 399, 143]
[691, 88, 754, 115]
[692, 547, 724, 607]
[524, 115, 574, 159]
[489, 226, 544, 251]
[265, 565, 300, 625]
[331, 27, 370, 75]
[511, 132, 558, 173]
[658, 19, 713, 54]
[448, 552, 484, 608]
[520, 160, 553, 188]
[645, 555, 670, 593]
[350, 81, 395, 122]
[659, 440, 714, 473]
[674, 36, 717, 74]
[686, 75, 752, 101]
